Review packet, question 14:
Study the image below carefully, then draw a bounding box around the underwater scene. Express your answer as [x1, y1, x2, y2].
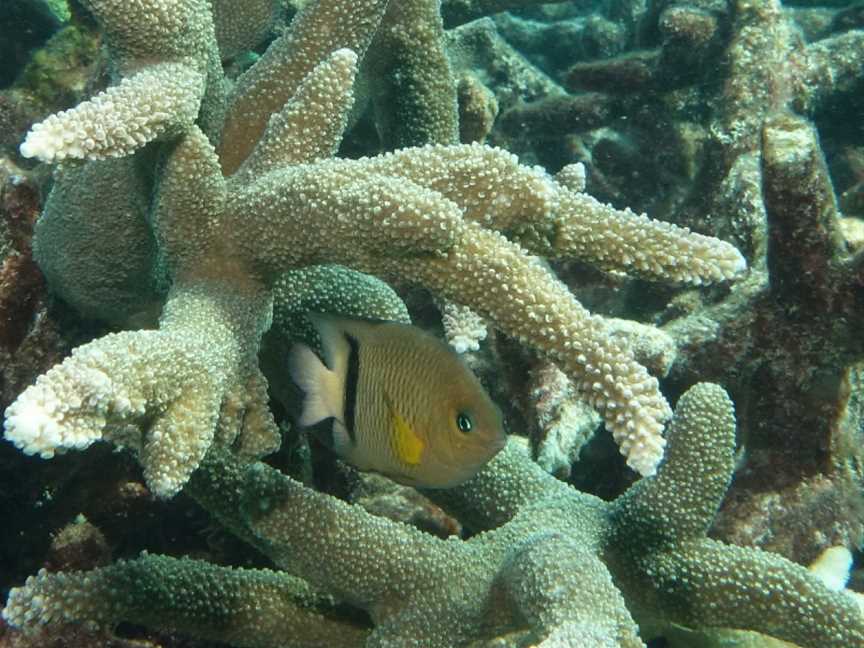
[0, 0, 863, 646]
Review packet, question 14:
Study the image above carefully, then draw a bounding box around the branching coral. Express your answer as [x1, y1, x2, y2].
[9, 1, 850, 646]
[458, 0, 864, 564]
[3, 0, 745, 490]
[210, 0, 283, 60]
[365, 0, 459, 149]
[18, 0, 220, 162]
[649, 1, 864, 558]
[441, 0, 572, 28]
[5, 384, 863, 647]
[664, 111, 864, 560]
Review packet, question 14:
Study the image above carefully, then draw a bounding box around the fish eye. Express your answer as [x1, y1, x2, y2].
[456, 412, 473, 433]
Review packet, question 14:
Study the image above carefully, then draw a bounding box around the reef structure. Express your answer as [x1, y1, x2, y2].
[5, 384, 864, 647]
[2, 0, 856, 646]
[444, 0, 864, 563]
[2, 0, 745, 494]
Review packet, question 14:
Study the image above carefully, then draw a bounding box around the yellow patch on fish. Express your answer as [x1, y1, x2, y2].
[385, 393, 425, 466]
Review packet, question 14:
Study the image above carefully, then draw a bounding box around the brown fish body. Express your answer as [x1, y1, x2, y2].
[288, 316, 505, 487]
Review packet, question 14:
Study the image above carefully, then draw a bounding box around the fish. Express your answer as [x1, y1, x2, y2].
[287, 314, 506, 488]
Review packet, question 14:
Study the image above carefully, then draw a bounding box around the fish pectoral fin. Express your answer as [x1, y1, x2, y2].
[383, 392, 425, 466]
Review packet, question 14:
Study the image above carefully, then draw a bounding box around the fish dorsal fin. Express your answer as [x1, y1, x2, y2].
[383, 392, 424, 466]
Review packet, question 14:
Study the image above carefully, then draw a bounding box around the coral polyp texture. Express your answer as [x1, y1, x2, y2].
[5, 384, 864, 647]
[7, 0, 860, 646]
[2, 0, 745, 491]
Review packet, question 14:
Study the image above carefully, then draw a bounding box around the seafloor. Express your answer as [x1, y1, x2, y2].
[0, 1, 862, 647]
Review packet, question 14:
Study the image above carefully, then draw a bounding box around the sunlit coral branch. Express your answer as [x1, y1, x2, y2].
[4, 0, 749, 491]
[4, 280, 279, 497]
[20, 0, 218, 162]
[218, 0, 389, 173]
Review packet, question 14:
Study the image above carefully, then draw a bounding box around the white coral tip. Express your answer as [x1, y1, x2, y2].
[4, 393, 66, 457]
[20, 127, 60, 162]
[728, 247, 747, 276]
[331, 47, 358, 65]
[624, 436, 665, 477]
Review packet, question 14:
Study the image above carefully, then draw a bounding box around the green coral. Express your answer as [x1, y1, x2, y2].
[45, 0, 72, 22]
[2, 1, 842, 645]
[5, 384, 863, 646]
[6, 554, 368, 648]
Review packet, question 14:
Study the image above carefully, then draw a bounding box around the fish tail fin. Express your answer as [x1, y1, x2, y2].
[287, 343, 344, 428]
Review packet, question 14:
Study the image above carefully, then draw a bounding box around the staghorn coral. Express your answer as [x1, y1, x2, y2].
[455, 72, 498, 143]
[3, 0, 745, 492]
[216, 0, 390, 175]
[5, 384, 864, 647]
[364, 0, 459, 149]
[9, 1, 851, 646]
[456, 0, 864, 567]
[269, 265, 410, 349]
[5, 553, 369, 648]
[18, 0, 221, 163]
[440, 300, 488, 353]
[210, 0, 283, 61]
[526, 361, 601, 479]
[527, 316, 676, 481]
[487, 0, 864, 214]
[650, 2, 864, 561]
[31, 154, 162, 325]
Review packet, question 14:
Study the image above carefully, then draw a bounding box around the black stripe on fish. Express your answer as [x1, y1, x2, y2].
[343, 332, 360, 444]
[307, 416, 338, 450]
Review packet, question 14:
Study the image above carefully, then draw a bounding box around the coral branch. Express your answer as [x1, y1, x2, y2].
[398, 223, 673, 476]
[12, 384, 858, 647]
[20, 61, 206, 162]
[218, 0, 389, 173]
[762, 112, 845, 303]
[644, 538, 864, 647]
[4, 280, 279, 497]
[4, 554, 368, 648]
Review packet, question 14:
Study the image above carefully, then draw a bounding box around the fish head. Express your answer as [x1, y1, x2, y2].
[424, 382, 507, 487]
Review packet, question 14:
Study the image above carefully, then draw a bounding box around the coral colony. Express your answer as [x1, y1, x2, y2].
[1, 1, 863, 647]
